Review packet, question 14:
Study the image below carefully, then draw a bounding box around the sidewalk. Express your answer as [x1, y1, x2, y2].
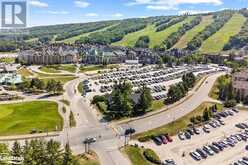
[0, 132, 60, 141]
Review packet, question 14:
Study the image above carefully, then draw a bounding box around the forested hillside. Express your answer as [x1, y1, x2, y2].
[0, 9, 247, 55]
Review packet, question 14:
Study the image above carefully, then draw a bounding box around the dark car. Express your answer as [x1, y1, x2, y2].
[160, 135, 168, 144]
[184, 132, 191, 139]
[196, 149, 207, 159]
[153, 137, 162, 145]
[208, 145, 219, 153]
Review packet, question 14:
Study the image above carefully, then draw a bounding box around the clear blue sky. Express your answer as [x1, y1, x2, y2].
[28, 0, 248, 26]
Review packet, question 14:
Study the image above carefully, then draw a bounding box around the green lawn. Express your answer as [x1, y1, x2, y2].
[78, 82, 84, 94]
[174, 15, 214, 49]
[40, 76, 77, 85]
[40, 64, 77, 73]
[40, 66, 61, 73]
[151, 100, 165, 111]
[17, 68, 34, 77]
[112, 16, 195, 48]
[123, 146, 151, 165]
[200, 13, 246, 54]
[80, 64, 119, 73]
[134, 102, 223, 140]
[63, 24, 119, 44]
[0, 57, 15, 63]
[0, 101, 63, 136]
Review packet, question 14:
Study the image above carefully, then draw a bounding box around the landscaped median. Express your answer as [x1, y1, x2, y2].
[122, 145, 161, 165]
[134, 102, 223, 142]
[0, 101, 63, 136]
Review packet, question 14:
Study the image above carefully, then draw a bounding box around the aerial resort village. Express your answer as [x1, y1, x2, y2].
[1, 4, 248, 165]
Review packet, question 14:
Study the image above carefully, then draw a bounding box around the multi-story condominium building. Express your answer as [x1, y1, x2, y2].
[18, 45, 79, 65]
[232, 69, 248, 100]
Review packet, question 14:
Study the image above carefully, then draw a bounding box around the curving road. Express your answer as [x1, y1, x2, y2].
[117, 72, 225, 134]
[0, 65, 227, 165]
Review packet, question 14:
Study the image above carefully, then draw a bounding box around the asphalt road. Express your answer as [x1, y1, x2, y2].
[1, 66, 226, 165]
[118, 72, 226, 134]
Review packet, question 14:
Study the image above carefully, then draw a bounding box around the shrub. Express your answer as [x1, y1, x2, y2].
[62, 106, 66, 113]
[138, 135, 152, 142]
[92, 95, 107, 104]
[96, 102, 107, 113]
[224, 99, 237, 108]
[143, 149, 161, 164]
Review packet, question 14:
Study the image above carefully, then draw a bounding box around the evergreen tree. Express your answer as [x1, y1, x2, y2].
[135, 86, 153, 115]
[63, 143, 77, 165]
[46, 139, 62, 165]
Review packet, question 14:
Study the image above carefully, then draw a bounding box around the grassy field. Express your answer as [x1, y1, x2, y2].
[200, 13, 246, 54]
[123, 146, 151, 165]
[40, 64, 77, 73]
[80, 64, 119, 73]
[40, 66, 61, 73]
[17, 68, 34, 77]
[78, 82, 84, 94]
[151, 100, 165, 111]
[63, 24, 119, 44]
[113, 17, 195, 48]
[173, 15, 214, 49]
[40, 76, 77, 85]
[0, 101, 63, 136]
[134, 102, 223, 140]
[0, 57, 15, 63]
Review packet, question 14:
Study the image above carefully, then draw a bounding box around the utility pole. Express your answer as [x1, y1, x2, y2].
[124, 128, 136, 147]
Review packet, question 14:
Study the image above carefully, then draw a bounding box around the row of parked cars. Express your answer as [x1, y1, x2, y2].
[231, 156, 248, 165]
[152, 134, 173, 145]
[190, 130, 248, 161]
[178, 109, 239, 141]
[178, 127, 201, 140]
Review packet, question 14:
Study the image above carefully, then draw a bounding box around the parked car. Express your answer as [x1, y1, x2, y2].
[165, 134, 173, 142]
[190, 152, 201, 161]
[153, 136, 162, 145]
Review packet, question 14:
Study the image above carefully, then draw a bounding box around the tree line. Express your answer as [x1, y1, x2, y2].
[0, 140, 78, 165]
[186, 11, 234, 51]
[134, 36, 150, 48]
[166, 72, 196, 104]
[92, 81, 153, 120]
[162, 16, 202, 49]
[77, 19, 150, 45]
[18, 78, 63, 95]
[156, 16, 187, 32]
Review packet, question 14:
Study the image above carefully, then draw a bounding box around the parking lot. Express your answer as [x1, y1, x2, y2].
[87, 64, 227, 100]
[132, 108, 248, 165]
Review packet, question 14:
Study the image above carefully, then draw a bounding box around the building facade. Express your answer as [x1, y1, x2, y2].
[232, 69, 248, 100]
[18, 45, 79, 65]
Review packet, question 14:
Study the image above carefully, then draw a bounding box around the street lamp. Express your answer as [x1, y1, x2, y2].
[83, 137, 96, 153]
[124, 128, 136, 146]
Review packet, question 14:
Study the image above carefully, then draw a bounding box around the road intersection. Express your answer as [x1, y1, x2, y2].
[0, 65, 226, 165]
